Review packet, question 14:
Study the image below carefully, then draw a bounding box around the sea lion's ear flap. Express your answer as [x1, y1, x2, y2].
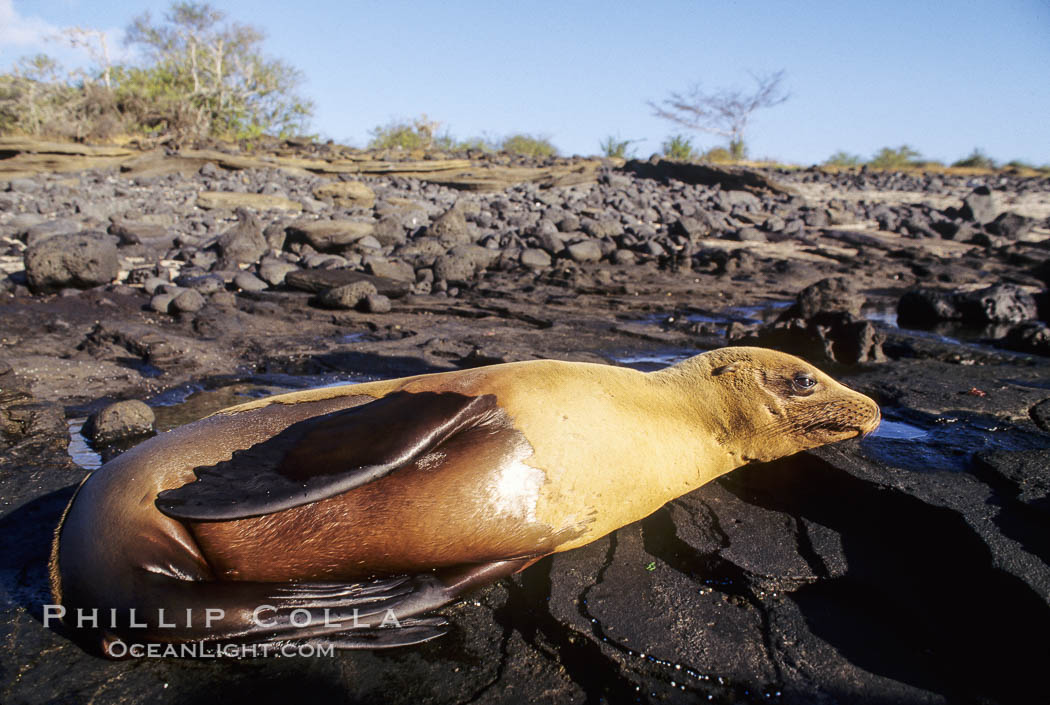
[712, 363, 739, 376]
[155, 391, 497, 521]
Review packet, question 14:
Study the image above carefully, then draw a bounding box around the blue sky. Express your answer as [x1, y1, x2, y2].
[2, 0, 1048, 164]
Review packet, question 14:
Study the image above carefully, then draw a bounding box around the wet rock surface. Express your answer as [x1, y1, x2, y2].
[2, 142, 1050, 704]
[81, 399, 155, 445]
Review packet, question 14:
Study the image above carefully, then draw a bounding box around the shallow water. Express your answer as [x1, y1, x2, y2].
[632, 300, 793, 338]
[860, 409, 1050, 473]
[868, 418, 929, 441]
[66, 419, 102, 470]
[608, 350, 699, 372]
[67, 372, 379, 469]
[862, 304, 1020, 349]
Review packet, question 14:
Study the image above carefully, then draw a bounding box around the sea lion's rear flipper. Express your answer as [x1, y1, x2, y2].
[91, 558, 535, 656]
[155, 391, 499, 521]
[300, 557, 540, 650]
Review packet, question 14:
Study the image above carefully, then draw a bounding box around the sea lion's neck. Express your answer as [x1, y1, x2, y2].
[647, 359, 745, 472]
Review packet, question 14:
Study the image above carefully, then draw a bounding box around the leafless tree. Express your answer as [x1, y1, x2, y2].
[57, 27, 113, 88]
[648, 70, 789, 160]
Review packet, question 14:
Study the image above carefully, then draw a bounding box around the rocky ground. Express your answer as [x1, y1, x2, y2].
[2, 137, 1050, 704]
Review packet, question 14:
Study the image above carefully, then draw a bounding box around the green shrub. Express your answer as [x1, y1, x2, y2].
[0, 66, 130, 141]
[454, 137, 494, 153]
[599, 135, 638, 159]
[728, 139, 747, 161]
[824, 151, 863, 167]
[0, 3, 313, 143]
[500, 133, 557, 158]
[1003, 159, 1049, 174]
[661, 134, 696, 161]
[700, 146, 733, 163]
[952, 148, 997, 169]
[368, 122, 426, 151]
[868, 145, 922, 169]
[368, 114, 452, 151]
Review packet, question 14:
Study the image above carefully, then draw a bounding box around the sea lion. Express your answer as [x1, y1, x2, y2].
[49, 346, 880, 657]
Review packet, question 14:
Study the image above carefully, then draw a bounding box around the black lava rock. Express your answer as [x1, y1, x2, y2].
[83, 400, 155, 445]
[24, 232, 119, 294]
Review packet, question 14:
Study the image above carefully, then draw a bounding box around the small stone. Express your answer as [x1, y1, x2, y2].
[365, 257, 415, 282]
[24, 232, 119, 293]
[142, 276, 170, 295]
[450, 244, 500, 270]
[109, 220, 172, 247]
[24, 219, 82, 246]
[372, 216, 410, 247]
[363, 293, 392, 313]
[567, 240, 602, 262]
[233, 272, 268, 292]
[297, 196, 327, 214]
[967, 284, 1037, 324]
[83, 400, 155, 445]
[206, 291, 235, 308]
[263, 222, 288, 250]
[150, 293, 175, 313]
[287, 219, 375, 251]
[1003, 322, 1050, 356]
[258, 261, 299, 286]
[353, 235, 383, 251]
[318, 281, 378, 309]
[537, 231, 567, 255]
[557, 214, 581, 232]
[960, 186, 998, 224]
[312, 180, 376, 208]
[217, 209, 268, 266]
[171, 289, 205, 313]
[733, 227, 766, 242]
[645, 241, 667, 257]
[196, 191, 303, 212]
[304, 253, 348, 269]
[191, 250, 219, 270]
[1031, 398, 1050, 433]
[428, 205, 473, 246]
[178, 274, 225, 295]
[722, 190, 761, 210]
[582, 219, 624, 239]
[433, 253, 476, 284]
[520, 248, 552, 269]
[987, 212, 1033, 240]
[793, 277, 865, 318]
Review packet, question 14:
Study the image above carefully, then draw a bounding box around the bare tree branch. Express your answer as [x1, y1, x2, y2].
[648, 70, 789, 159]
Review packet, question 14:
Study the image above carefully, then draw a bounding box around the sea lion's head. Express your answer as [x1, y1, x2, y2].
[680, 346, 881, 463]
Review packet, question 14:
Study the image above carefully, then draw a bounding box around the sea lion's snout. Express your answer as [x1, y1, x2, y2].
[809, 392, 881, 441]
[859, 402, 882, 437]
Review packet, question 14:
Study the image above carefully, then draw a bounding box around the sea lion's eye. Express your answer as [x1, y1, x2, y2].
[792, 373, 817, 394]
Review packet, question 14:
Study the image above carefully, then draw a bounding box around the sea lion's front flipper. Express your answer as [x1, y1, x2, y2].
[90, 557, 536, 656]
[155, 391, 499, 521]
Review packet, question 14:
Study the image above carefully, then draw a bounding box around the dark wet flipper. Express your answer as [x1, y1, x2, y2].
[90, 557, 539, 656]
[87, 572, 434, 655]
[155, 392, 500, 521]
[303, 617, 449, 650]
